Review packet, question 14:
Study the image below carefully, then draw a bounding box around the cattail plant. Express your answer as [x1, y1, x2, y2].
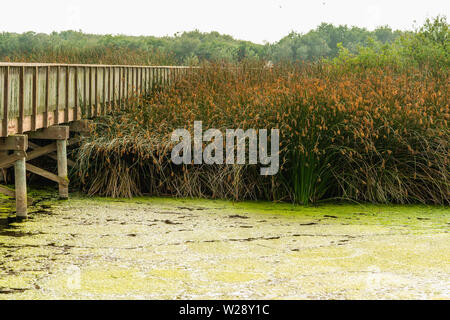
[71, 60, 449, 205]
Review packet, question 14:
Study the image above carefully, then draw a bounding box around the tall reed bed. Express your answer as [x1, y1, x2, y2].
[73, 61, 449, 205]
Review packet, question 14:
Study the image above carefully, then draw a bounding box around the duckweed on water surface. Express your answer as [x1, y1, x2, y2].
[0, 191, 449, 299]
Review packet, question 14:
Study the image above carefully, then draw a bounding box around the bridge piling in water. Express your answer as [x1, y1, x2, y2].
[56, 138, 68, 199]
[28, 125, 70, 200]
[0, 134, 28, 217]
[14, 150, 27, 217]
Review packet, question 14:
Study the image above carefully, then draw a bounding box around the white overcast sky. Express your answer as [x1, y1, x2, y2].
[0, 0, 448, 43]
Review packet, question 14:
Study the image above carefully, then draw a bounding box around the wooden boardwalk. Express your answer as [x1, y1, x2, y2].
[0, 62, 190, 217]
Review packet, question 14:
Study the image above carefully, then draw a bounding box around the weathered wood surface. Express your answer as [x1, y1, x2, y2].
[0, 63, 191, 137]
[25, 163, 69, 186]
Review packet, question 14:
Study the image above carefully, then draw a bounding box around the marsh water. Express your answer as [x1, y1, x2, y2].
[0, 190, 449, 299]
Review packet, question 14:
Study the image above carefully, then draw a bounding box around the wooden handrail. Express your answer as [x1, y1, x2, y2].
[0, 63, 193, 137]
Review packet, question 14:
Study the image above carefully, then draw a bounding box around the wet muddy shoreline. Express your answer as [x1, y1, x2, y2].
[0, 191, 449, 299]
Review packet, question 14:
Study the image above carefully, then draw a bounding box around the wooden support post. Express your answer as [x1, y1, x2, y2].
[14, 152, 27, 217]
[0, 135, 28, 217]
[56, 139, 68, 199]
[27, 126, 69, 199]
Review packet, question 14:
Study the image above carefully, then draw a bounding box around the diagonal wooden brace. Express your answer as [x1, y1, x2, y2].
[0, 151, 27, 168]
[26, 163, 69, 187]
[28, 141, 76, 167]
[1, 137, 79, 170]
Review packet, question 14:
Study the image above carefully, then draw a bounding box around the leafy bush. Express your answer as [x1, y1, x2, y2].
[330, 16, 449, 72]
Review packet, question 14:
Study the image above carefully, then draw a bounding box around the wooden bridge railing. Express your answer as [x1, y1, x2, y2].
[0, 63, 191, 137]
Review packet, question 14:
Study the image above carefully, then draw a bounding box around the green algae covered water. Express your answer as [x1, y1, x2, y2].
[0, 190, 449, 299]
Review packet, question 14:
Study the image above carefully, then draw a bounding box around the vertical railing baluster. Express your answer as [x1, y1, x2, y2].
[2, 66, 9, 137]
[123, 66, 126, 104]
[112, 66, 116, 111]
[107, 67, 112, 113]
[94, 67, 98, 117]
[144, 68, 147, 94]
[55, 66, 60, 125]
[132, 67, 135, 98]
[134, 67, 137, 98]
[125, 66, 128, 103]
[83, 67, 87, 118]
[74, 67, 78, 121]
[136, 67, 139, 98]
[118, 67, 122, 107]
[122, 67, 125, 102]
[44, 66, 49, 128]
[65, 65, 69, 123]
[126, 67, 129, 101]
[151, 67, 155, 91]
[138, 67, 141, 103]
[158, 67, 161, 87]
[18, 66, 24, 133]
[122, 67, 125, 104]
[32, 66, 37, 131]
[136, 67, 139, 96]
[139, 67, 143, 96]
[102, 66, 106, 115]
[165, 68, 167, 86]
[88, 67, 92, 118]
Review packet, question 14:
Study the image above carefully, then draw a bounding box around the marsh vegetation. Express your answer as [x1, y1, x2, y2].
[72, 17, 449, 205]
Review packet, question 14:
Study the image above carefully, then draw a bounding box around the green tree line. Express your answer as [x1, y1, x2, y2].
[0, 16, 447, 66]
